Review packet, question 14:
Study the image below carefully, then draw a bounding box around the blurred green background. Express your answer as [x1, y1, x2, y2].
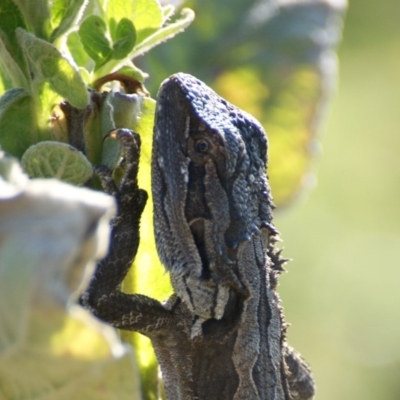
[276, 0, 400, 399]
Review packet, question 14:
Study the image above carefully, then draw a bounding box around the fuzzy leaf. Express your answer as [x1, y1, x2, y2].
[16, 28, 89, 109]
[131, 8, 195, 59]
[78, 15, 113, 68]
[93, 5, 194, 79]
[0, 0, 28, 84]
[21, 141, 93, 185]
[0, 32, 28, 90]
[112, 18, 136, 59]
[67, 31, 93, 70]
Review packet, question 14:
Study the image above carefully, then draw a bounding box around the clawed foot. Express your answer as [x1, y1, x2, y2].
[96, 129, 147, 223]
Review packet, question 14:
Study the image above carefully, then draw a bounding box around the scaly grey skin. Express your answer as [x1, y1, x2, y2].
[82, 73, 315, 400]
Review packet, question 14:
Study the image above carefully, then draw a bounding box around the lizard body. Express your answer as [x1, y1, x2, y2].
[82, 73, 315, 400]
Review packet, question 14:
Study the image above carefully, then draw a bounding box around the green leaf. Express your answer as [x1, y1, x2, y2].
[112, 18, 136, 59]
[78, 15, 112, 68]
[131, 8, 195, 59]
[131, 0, 163, 43]
[0, 0, 28, 83]
[16, 28, 89, 109]
[0, 32, 28, 90]
[82, 95, 104, 166]
[67, 31, 93, 70]
[50, 0, 88, 42]
[21, 141, 93, 185]
[11, 0, 50, 39]
[0, 88, 37, 158]
[106, 0, 163, 44]
[93, 6, 194, 79]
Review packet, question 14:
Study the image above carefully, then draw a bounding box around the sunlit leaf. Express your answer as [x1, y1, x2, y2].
[17, 28, 89, 109]
[67, 31, 93, 71]
[93, 5, 194, 80]
[106, 0, 163, 44]
[21, 141, 93, 185]
[112, 18, 136, 59]
[50, 0, 88, 42]
[131, 0, 163, 43]
[131, 8, 195, 59]
[78, 15, 113, 68]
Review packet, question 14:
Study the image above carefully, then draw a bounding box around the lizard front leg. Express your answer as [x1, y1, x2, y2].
[80, 129, 172, 335]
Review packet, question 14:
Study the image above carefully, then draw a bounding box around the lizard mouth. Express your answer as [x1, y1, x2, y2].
[188, 218, 211, 279]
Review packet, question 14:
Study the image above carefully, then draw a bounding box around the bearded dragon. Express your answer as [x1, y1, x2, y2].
[81, 73, 315, 400]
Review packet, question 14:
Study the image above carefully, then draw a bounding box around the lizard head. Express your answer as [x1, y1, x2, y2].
[152, 73, 275, 317]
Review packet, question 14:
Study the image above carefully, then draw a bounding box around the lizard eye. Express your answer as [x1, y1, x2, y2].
[196, 139, 210, 153]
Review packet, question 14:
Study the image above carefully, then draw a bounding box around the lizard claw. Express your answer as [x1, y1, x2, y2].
[106, 128, 141, 190]
[97, 128, 147, 219]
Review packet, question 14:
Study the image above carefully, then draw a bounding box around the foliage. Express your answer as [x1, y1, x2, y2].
[0, 0, 194, 167]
